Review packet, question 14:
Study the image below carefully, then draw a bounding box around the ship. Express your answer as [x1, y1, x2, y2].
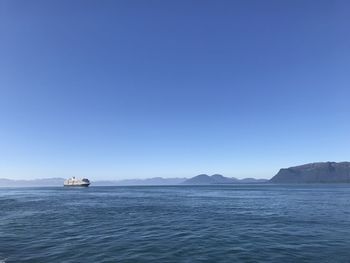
[64, 177, 90, 187]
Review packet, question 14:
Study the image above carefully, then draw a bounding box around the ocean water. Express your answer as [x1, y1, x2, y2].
[1, 185, 350, 262]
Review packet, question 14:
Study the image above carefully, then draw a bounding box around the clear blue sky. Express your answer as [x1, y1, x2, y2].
[0, 0, 349, 180]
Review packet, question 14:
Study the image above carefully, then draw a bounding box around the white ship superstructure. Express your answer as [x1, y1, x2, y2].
[64, 177, 90, 187]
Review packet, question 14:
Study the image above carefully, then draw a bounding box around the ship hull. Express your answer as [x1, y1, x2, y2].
[63, 184, 90, 187]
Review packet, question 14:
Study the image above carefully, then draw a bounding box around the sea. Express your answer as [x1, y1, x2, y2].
[1, 184, 350, 263]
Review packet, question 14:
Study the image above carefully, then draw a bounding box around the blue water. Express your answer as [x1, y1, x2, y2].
[1, 185, 350, 262]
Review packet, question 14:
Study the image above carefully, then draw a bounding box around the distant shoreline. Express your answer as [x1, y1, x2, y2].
[2, 161, 350, 187]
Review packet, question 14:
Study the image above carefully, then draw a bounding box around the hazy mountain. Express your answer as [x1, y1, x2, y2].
[93, 177, 187, 186]
[270, 162, 350, 183]
[0, 178, 65, 187]
[0, 177, 187, 187]
[0, 175, 267, 187]
[182, 174, 267, 185]
[240, 178, 270, 183]
[182, 174, 215, 185]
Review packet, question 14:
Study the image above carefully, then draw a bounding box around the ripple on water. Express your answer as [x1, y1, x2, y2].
[1, 185, 350, 262]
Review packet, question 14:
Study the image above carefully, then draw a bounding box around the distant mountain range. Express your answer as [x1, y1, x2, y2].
[0, 175, 267, 187]
[182, 174, 268, 185]
[93, 177, 187, 186]
[270, 162, 350, 183]
[3, 162, 348, 187]
[0, 178, 66, 187]
[0, 177, 187, 187]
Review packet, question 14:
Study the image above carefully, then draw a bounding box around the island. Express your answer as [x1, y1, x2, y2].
[270, 162, 350, 183]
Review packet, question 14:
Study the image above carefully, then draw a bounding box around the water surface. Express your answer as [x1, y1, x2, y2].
[1, 185, 350, 262]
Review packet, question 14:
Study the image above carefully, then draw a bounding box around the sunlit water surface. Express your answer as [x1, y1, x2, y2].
[1, 185, 350, 262]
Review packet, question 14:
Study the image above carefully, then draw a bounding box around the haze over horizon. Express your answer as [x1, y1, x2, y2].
[1, 0, 349, 180]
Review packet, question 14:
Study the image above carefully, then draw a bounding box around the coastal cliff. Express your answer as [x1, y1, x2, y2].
[270, 162, 350, 183]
